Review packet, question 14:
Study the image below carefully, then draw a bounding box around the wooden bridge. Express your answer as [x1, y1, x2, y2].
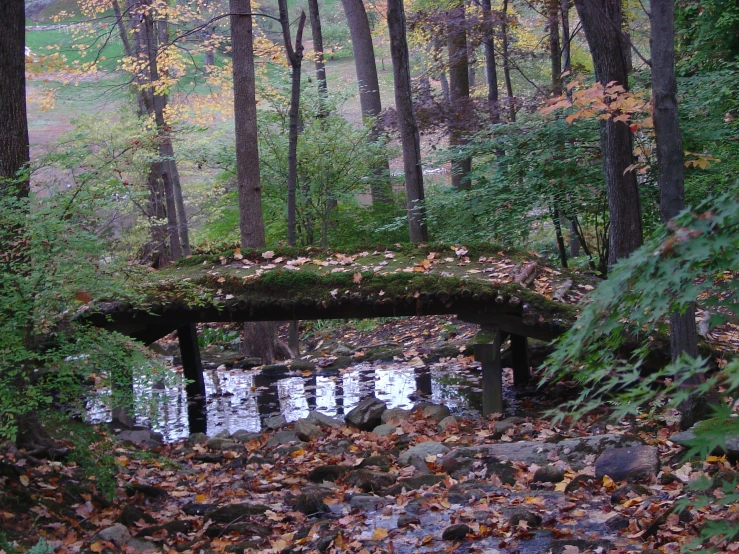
[83, 244, 591, 426]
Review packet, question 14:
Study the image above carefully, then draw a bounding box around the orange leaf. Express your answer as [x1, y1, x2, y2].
[75, 291, 92, 303]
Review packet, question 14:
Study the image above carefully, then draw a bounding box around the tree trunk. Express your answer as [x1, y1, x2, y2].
[307, 0, 328, 110]
[548, 0, 562, 95]
[340, 0, 392, 203]
[481, 0, 499, 121]
[574, 0, 642, 265]
[448, 0, 472, 189]
[278, 0, 307, 247]
[650, 0, 710, 428]
[467, 37, 476, 89]
[501, 0, 515, 121]
[561, 0, 571, 74]
[387, 0, 428, 242]
[230, 0, 266, 249]
[151, 13, 182, 261]
[439, 69, 450, 103]
[0, 0, 30, 197]
[232, 0, 288, 363]
[551, 203, 568, 267]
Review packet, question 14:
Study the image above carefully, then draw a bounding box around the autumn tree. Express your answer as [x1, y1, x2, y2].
[0, 0, 30, 197]
[387, 0, 427, 242]
[574, 0, 643, 265]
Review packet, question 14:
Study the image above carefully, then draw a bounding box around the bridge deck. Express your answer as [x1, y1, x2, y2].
[83, 244, 594, 421]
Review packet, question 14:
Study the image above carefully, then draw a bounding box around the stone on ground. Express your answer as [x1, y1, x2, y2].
[398, 441, 450, 466]
[442, 433, 643, 470]
[438, 415, 458, 432]
[308, 465, 349, 483]
[264, 414, 287, 430]
[441, 523, 472, 541]
[381, 408, 412, 424]
[345, 396, 387, 431]
[417, 402, 451, 422]
[345, 469, 396, 492]
[372, 424, 397, 436]
[594, 445, 659, 482]
[96, 524, 131, 546]
[186, 432, 208, 446]
[206, 503, 269, 523]
[533, 465, 566, 483]
[306, 411, 342, 428]
[294, 419, 322, 441]
[266, 430, 303, 447]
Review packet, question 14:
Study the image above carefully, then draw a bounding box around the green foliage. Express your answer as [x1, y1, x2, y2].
[679, 68, 739, 205]
[198, 326, 241, 348]
[543, 183, 739, 551]
[0, 174, 166, 441]
[676, 0, 739, 74]
[429, 112, 610, 269]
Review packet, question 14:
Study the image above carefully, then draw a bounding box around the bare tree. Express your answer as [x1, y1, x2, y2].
[277, 0, 307, 247]
[0, 0, 30, 197]
[387, 0, 427, 242]
[574, 0, 643, 265]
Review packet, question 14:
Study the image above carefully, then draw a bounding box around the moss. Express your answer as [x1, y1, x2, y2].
[362, 346, 404, 362]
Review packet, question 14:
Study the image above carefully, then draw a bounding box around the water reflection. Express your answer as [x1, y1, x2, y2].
[91, 360, 483, 442]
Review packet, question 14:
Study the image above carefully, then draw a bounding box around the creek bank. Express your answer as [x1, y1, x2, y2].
[2, 393, 736, 554]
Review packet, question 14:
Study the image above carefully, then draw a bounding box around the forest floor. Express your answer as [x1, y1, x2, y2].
[1, 316, 738, 554]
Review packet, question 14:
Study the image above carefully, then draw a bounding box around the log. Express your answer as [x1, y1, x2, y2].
[552, 279, 573, 302]
[514, 262, 538, 286]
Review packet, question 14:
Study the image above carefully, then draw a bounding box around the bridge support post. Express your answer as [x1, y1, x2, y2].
[474, 325, 503, 416]
[510, 334, 530, 386]
[177, 324, 207, 434]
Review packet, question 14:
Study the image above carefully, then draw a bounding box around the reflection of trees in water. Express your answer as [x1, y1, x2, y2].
[431, 364, 481, 412]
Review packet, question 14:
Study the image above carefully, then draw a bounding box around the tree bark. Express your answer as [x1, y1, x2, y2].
[561, 0, 571, 74]
[448, 0, 472, 189]
[340, 0, 392, 203]
[574, 0, 642, 265]
[278, 1, 306, 247]
[481, 0, 499, 121]
[651, 0, 700, 372]
[387, 0, 428, 242]
[230, 0, 266, 249]
[501, 0, 515, 121]
[548, 0, 562, 95]
[152, 14, 182, 261]
[307, 0, 328, 110]
[0, 0, 30, 197]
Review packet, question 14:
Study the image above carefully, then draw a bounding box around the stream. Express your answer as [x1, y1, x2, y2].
[89, 358, 507, 442]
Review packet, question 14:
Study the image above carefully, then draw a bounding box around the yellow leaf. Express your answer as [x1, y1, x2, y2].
[602, 475, 616, 490]
[195, 494, 207, 502]
[372, 527, 389, 540]
[555, 479, 570, 492]
[19, 475, 29, 487]
[90, 542, 105, 553]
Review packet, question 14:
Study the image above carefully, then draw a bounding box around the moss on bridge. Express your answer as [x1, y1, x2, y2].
[127, 243, 592, 327]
